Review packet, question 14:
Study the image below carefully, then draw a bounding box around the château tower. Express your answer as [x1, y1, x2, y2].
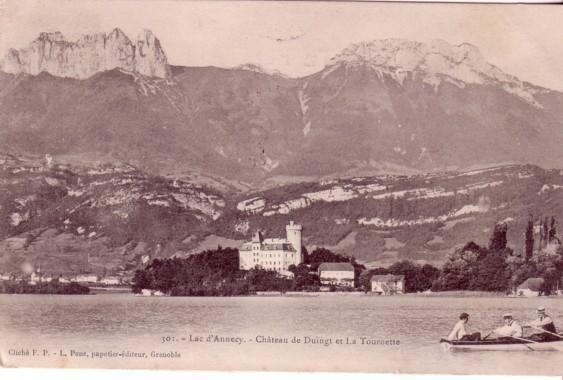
[286, 221, 303, 264]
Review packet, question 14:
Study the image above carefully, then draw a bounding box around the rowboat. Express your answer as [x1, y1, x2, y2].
[440, 338, 563, 352]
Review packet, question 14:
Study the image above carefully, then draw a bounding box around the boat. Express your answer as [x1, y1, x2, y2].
[440, 338, 563, 352]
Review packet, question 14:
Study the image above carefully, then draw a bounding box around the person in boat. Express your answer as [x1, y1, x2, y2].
[448, 312, 481, 341]
[487, 313, 523, 341]
[523, 307, 559, 342]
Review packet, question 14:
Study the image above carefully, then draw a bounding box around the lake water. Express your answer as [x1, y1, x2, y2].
[1, 293, 562, 375]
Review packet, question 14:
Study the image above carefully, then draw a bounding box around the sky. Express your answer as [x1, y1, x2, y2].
[1, 1, 563, 90]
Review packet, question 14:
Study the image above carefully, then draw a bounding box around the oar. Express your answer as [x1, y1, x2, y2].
[496, 334, 537, 351]
[529, 326, 563, 340]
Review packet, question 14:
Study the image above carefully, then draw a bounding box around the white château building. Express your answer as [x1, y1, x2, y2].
[239, 221, 303, 272]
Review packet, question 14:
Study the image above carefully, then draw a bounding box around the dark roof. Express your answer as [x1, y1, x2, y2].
[371, 274, 405, 282]
[517, 277, 544, 291]
[318, 262, 354, 272]
[239, 242, 296, 252]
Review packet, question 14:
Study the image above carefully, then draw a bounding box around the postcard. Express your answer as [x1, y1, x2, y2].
[1, 0, 563, 375]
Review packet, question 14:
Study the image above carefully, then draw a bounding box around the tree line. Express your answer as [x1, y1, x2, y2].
[131, 245, 442, 295]
[132, 246, 365, 296]
[132, 215, 562, 296]
[0, 279, 90, 295]
[433, 216, 562, 294]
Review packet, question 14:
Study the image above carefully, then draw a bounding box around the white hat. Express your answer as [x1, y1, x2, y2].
[503, 313, 513, 319]
[537, 306, 546, 312]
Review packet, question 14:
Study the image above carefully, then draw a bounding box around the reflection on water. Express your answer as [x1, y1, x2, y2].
[1, 293, 562, 374]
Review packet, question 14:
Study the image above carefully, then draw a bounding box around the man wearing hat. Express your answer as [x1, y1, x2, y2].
[523, 307, 558, 341]
[488, 313, 523, 340]
[447, 312, 481, 341]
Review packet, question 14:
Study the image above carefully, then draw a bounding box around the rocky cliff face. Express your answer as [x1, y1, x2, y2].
[326, 39, 544, 107]
[0, 28, 169, 79]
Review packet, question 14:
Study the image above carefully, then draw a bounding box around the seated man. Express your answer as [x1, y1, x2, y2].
[448, 312, 481, 341]
[523, 307, 559, 341]
[487, 313, 523, 341]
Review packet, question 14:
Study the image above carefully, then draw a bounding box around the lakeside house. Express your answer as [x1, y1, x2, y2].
[0, 272, 127, 286]
[29, 271, 52, 285]
[74, 274, 99, 283]
[516, 277, 544, 297]
[370, 274, 405, 295]
[318, 262, 355, 287]
[99, 276, 121, 285]
[238, 221, 303, 274]
[30, 272, 41, 284]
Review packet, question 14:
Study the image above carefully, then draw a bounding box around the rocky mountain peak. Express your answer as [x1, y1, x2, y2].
[110, 27, 128, 39]
[0, 28, 169, 79]
[326, 38, 542, 107]
[134, 29, 169, 78]
[37, 32, 66, 42]
[328, 38, 507, 83]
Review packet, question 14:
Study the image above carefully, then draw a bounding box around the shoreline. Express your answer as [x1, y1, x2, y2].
[3, 288, 561, 298]
[132, 290, 514, 298]
[408, 290, 507, 298]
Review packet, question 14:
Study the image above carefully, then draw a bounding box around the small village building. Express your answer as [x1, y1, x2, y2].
[0, 273, 10, 281]
[516, 277, 544, 297]
[28, 265, 53, 284]
[318, 262, 355, 287]
[371, 274, 405, 295]
[239, 221, 303, 273]
[30, 271, 48, 285]
[100, 276, 121, 285]
[30, 271, 40, 284]
[74, 274, 98, 283]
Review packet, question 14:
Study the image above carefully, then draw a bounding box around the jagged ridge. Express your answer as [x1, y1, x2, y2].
[0, 28, 169, 79]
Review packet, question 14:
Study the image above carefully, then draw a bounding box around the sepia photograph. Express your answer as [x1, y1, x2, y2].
[1, 0, 563, 375]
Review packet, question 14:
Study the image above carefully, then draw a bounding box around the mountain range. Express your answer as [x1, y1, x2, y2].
[0, 29, 562, 275]
[2, 29, 563, 182]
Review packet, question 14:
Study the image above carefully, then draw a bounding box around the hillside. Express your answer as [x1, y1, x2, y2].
[0, 153, 225, 275]
[224, 164, 563, 267]
[1, 156, 562, 275]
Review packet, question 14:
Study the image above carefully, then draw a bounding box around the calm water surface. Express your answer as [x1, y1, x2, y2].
[1, 293, 562, 375]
